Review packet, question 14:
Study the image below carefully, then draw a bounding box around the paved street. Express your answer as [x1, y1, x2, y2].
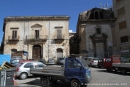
[16, 67, 130, 87]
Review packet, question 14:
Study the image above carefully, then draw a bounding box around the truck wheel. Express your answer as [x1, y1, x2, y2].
[41, 78, 49, 87]
[71, 79, 81, 87]
[121, 69, 126, 74]
[20, 73, 28, 80]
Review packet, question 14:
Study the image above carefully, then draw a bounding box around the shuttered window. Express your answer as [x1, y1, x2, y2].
[57, 29, 62, 39]
[117, 7, 125, 16]
[119, 21, 127, 29]
[35, 30, 39, 39]
[12, 31, 17, 39]
[120, 36, 128, 43]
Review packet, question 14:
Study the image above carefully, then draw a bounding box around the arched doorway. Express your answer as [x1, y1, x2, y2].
[32, 45, 41, 60]
[57, 48, 63, 58]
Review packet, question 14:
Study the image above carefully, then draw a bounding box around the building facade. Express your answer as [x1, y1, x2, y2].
[76, 8, 116, 58]
[2, 16, 70, 61]
[113, 0, 130, 57]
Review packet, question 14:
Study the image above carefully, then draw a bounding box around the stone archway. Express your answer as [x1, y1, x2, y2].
[57, 48, 63, 58]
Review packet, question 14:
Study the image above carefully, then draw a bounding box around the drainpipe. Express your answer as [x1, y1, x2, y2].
[48, 20, 50, 59]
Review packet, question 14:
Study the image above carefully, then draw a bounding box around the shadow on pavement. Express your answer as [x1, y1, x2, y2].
[24, 79, 70, 87]
[96, 69, 130, 76]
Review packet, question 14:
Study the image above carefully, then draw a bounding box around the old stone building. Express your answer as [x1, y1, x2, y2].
[2, 16, 70, 61]
[76, 7, 116, 58]
[113, 0, 130, 57]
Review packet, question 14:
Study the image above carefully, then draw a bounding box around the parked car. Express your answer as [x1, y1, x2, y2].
[57, 58, 65, 65]
[15, 61, 46, 80]
[47, 58, 55, 64]
[84, 57, 98, 67]
[38, 58, 46, 64]
[10, 57, 24, 67]
[98, 58, 105, 68]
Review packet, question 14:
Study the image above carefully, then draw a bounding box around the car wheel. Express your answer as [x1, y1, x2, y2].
[20, 72, 28, 80]
[41, 78, 50, 86]
[70, 79, 80, 87]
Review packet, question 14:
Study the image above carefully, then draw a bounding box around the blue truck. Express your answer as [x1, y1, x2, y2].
[0, 54, 11, 66]
[30, 57, 91, 87]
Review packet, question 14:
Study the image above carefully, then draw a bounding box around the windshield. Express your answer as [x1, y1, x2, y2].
[10, 59, 19, 63]
[78, 58, 89, 67]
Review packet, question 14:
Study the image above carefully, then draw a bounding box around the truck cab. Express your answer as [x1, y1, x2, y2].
[64, 57, 91, 86]
[104, 56, 120, 71]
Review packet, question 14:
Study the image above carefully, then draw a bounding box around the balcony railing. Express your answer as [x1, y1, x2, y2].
[53, 35, 65, 40]
[8, 36, 19, 41]
[26, 35, 48, 43]
[53, 35, 65, 43]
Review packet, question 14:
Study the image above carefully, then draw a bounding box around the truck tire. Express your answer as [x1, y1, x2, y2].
[20, 72, 28, 80]
[41, 78, 50, 87]
[71, 79, 81, 87]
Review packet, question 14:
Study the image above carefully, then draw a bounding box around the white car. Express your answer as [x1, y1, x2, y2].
[84, 57, 98, 67]
[15, 61, 46, 80]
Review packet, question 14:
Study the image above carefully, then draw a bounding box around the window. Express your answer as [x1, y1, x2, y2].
[12, 30, 17, 39]
[24, 63, 33, 68]
[120, 36, 128, 43]
[96, 28, 101, 34]
[119, 21, 127, 30]
[35, 62, 44, 68]
[68, 59, 81, 68]
[35, 30, 39, 39]
[57, 29, 62, 39]
[94, 11, 100, 19]
[117, 7, 125, 16]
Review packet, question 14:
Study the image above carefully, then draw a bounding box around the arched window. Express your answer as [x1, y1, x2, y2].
[57, 48, 63, 58]
[94, 11, 100, 19]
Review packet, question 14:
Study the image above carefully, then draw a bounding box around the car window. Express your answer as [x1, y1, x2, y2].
[35, 62, 44, 68]
[68, 59, 81, 68]
[11, 60, 19, 63]
[59, 58, 64, 60]
[88, 58, 91, 61]
[17, 63, 24, 67]
[93, 59, 98, 60]
[24, 63, 33, 68]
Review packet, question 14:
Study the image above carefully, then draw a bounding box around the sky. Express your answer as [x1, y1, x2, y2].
[0, 0, 112, 44]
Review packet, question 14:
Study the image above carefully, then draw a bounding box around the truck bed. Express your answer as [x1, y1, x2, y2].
[112, 63, 130, 68]
[30, 65, 64, 77]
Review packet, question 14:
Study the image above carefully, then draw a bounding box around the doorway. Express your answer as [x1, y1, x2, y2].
[32, 45, 41, 60]
[57, 48, 63, 58]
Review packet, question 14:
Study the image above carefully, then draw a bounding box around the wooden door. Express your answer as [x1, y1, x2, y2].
[32, 45, 41, 60]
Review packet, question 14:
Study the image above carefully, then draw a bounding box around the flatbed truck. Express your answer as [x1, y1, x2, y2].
[104, 56, 130, 74]
[30, 57, 91, 87]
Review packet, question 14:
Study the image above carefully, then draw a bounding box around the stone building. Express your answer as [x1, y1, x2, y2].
[113, 0, 130, 57]
[76, 7, 116, 58]
[2, 16, 70, 61]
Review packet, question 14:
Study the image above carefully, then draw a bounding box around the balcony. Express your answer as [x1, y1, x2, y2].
[26, 35, 48, 44]
[8, 36, 19, 41]
[53, 35, 65, 43]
